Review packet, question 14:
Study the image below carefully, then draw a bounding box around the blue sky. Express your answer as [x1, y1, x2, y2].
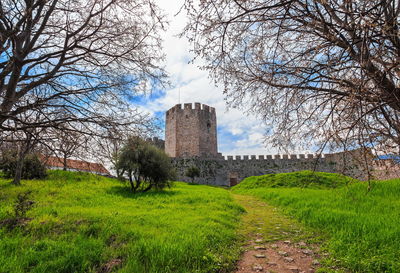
[135, 1, 286, 156]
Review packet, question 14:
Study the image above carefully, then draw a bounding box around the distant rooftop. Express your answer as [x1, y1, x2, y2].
[41, 155, 110, 176]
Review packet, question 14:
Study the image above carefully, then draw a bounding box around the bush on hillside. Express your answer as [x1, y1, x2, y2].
[185, 166, 200, 183]
[116, 137, 176, 193]
[0, 191, 35, 229]
[0, 151, 47, 180]
[232, 170, 355, 190]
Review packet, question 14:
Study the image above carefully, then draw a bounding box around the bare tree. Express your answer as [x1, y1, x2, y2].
[92, 129, 123, 177]
[0, 112, 50, 184]
[1, 98, 158, 185]
[183, 1, 400, 155]
[0, 0, 167, 184]
[46, 125, 88, 171]
[89, 114, 160, 177]
[0, 0, 167, 132]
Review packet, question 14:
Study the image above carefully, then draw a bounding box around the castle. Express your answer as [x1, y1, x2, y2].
[163, 103, 380, 186]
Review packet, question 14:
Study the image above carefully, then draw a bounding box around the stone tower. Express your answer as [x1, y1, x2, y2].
[165, 102, 218, 158]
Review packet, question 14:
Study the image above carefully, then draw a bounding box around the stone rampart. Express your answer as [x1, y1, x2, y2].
[223, 153, 321, 160]
[371, 159, 400, 180]
[164, 102, 377, 186]
[171, 149, 371, 186]
[146, 137, 165, 150]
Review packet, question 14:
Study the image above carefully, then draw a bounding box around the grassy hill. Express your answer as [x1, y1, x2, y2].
[232, 172, 400, 273]
[2, 170, 399, 273]
[233, 170, 355, 190]
[0, 171, 244, 273]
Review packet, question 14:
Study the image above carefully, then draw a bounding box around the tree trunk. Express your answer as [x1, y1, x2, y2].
[134, 178, 141, 192]
[63, 155, 67, 171]
[11, 132, 33, 185]
[133, 172, 141, 192]
[12, 154, 24, 185]
[143, 184, 152, 192]
[128, 172, 135, 193]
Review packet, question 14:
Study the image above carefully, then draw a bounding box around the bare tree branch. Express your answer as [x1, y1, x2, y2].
[183, 0, 400, 154]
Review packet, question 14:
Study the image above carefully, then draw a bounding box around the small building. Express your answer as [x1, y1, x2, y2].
[41, 155, 111, 176]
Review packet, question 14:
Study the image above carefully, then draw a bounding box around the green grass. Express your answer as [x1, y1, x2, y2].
[0, 170, 244, 273]
[232, 172, 400, 273]
[233, 194, 316, 244]
[234, 170, 355, 190]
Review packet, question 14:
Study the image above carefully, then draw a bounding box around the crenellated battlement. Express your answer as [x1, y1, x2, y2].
[171, 149, 370, 187]
[165, 102, 371, 186]
[223, 153, 326, 161]
[166, 102, 216, 116]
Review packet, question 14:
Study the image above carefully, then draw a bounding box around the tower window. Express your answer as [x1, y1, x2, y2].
[207, 121, 211, 133]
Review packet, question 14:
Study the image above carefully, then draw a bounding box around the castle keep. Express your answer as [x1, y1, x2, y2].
[165, 103, 219, 158]
[165, 103, 371, 186]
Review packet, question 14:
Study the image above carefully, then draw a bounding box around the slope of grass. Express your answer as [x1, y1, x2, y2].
[234, 170, 354, 190]
[232, 174, 400, 273]
[0, 170, 244, 273]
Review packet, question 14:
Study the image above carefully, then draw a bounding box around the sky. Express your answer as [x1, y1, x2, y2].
[138, 1, 278, 156]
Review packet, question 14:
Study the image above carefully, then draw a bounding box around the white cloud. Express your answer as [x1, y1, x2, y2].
[138, 0, 284, 156]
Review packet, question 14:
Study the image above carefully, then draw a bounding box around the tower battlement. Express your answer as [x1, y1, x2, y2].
[166, 103, 216, 116]
[165, 102, 218, 158]
[223, 154, 325, 161]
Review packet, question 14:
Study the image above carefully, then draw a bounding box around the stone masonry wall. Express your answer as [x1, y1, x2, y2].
[165, 103, 218, 158]
[164, 103, 378, 186]
[371, 159, 400, 180]
[172, 151, 371, 186]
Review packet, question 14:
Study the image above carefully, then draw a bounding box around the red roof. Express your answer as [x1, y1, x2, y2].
[41, 155, 110, 175]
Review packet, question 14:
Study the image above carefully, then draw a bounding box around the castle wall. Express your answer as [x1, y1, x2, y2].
[146, 137, 165, 150]
[370, 159, 400, 180]
[172, 157, 228, 186]
[164, 102, 382, 186]
[165, 103, 218, 158]
[172, 151, 371, 186]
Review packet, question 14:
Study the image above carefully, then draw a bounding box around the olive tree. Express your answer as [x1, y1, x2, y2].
[117, 137, 175, 193]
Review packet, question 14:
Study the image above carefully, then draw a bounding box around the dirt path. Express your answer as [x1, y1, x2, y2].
[233, 194, 321, 273]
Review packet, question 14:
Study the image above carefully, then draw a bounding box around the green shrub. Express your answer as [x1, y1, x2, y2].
[0, 191, 35, 229]
[116, 137, 176, 192]
[185, 166, 200, 183]
[0, 151, 47, 179]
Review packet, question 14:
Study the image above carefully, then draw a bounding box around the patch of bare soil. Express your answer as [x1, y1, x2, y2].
[0, 217, 32, 229]
[98, 258, 122, 273]
[234, 240, 320, 273]
[233, 195, 321, 273]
